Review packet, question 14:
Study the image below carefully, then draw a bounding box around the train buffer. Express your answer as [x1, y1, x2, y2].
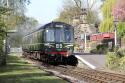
[75, 53, 106, 70]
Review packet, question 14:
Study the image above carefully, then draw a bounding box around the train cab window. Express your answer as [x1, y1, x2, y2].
[46, 29, 54, 42]
[55, 29, 64, 42]
[64, 28, 73, 42]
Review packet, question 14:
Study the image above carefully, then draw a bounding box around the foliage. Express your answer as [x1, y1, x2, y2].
[106, 52, 120, 69]
[0, 0, 30, 30]
[117, 47, 125, 57]
[119, 56, 125, 69]
[100, 0, 125, 37]
[90, 44, 108, 54]
[90, 49, 97, 54]
[89, 41, 97, 49]
[106, 47, 125, 70]
[55, 0, 80, 24]
[73, 0, 99, 10]
[9, 17, 38, 47]
[101, 0, 116, 18]
[117, 22, 125, 37]
[99, 0, 116, 32]
[112, 0, 125, 21]
[0, 0, 38, 48]
[111, 0, 125, 37]
[86, 10, 100, 24]
[99, 17, 114, 32]
[0, 7, 10, 56]
[0, 0, 31, 65]
[55, 7, 80, 24]
[56, 0, 100, 24]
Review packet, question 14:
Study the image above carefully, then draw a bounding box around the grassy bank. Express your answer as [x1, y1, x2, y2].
[0, 53, 68, 83]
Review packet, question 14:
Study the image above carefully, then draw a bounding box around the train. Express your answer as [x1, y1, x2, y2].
[22, 22, 78, 66]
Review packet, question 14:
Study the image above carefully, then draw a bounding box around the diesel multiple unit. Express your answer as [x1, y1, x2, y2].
[22, 22, 78, 65]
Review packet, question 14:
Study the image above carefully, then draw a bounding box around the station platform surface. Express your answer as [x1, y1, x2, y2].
[74, 53, 106, 69]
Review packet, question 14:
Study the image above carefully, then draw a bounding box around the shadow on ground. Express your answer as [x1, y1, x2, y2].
[0, 54, 68, 83]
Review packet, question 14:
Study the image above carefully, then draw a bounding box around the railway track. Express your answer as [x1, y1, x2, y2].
[26, 58, 125, 83]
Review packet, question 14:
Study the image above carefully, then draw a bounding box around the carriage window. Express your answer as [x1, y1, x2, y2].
[46, 29, 54, 42]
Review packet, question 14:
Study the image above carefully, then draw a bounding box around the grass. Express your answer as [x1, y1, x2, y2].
[0, 53, 68, 83]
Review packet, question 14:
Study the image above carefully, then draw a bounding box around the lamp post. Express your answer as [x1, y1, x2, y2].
[80, 8, 87, 52]
[113, 18, 118, 48]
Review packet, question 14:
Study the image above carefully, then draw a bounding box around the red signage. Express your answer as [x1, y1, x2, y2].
[90, 33, 115, 41]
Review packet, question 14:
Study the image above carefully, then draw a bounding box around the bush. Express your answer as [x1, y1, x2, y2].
[90, 49, 97, 54]
[90, 44, 108, 54]
[106, 48, 125, 70]
[117, 47, 125, 57]
[89, 41, 97, 50]
[106, 52, 120, 69]
[119, 56, 125, 70]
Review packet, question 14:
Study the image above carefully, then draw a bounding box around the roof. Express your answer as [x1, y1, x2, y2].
[24, 21, 73, 37]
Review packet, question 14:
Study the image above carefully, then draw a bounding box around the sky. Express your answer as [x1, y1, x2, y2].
[26, 0, 63, 24]
[26, 0, 102, 25]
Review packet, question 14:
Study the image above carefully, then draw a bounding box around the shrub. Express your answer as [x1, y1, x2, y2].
[89, 41, 97, 50]
[90, 44, 108, 54]
[106, 48, 125, 70]
[90, 49, 97, 54]
[106, 52, 120, 69]
[119, 56, 125, 69]
[117, 47, 125, 57]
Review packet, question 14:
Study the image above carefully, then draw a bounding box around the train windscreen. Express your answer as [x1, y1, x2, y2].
[55, 29, 64, 42]
[46, 27, 73, 43]
[64, 28, 73, 43]
[46, 29, 55, 42]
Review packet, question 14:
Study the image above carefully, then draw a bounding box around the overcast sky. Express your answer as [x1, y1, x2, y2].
[26, 0, 63, 24]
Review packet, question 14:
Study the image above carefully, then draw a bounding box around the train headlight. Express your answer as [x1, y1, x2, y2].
[44, 43, 54, 48]
[65, 44, 73, 48]
[56, 44, 59, 48]
[44, 43, 50, 46]
[60, 44, 62, 48]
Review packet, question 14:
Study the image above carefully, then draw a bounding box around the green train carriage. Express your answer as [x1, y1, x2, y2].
[22, 22, 78, 66]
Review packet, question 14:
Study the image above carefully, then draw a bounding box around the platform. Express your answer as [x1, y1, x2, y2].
[75, 53, 106, 69]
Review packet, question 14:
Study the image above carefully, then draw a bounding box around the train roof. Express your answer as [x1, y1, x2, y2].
[38, 21, 73, 29]
[24, 21, 73, 37]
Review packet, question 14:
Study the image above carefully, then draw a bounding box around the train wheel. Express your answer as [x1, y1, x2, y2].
[67, 55, 78, 66]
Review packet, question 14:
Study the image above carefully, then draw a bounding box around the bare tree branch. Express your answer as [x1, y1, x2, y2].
[90, 0, 97, 10]
[73, 0, 82, 9]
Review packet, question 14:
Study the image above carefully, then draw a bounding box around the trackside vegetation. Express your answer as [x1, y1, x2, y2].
[106, 47, 125, 71]
[0, 54, 68, 83]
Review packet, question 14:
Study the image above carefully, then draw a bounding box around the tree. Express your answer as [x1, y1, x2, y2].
[0, 7, 11, 65]
[117, 22, 125, 37]
[112, 0, 125, 37]
[112, 0, 125, 21]
[9, 17, 38, 47]
[56, 0, 100, 24]
[0, 0, 30, 30]
[99, 0, 116, 32]
[0, 0, 30, 66]
[55, 6, 80, 24]
[73, 0, 101, 24]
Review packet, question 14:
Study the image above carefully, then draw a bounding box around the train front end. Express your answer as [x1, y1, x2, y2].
[44, 22, 78, 65]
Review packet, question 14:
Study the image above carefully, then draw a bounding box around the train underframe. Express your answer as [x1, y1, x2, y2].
[23, 51, 78, 66]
